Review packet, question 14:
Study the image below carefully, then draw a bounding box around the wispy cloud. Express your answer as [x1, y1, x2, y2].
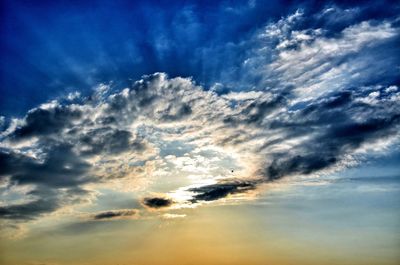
[91, 209, 139, 220]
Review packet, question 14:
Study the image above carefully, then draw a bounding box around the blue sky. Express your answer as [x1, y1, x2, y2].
[0, 1, 400, 265]
[2, 0, 399, 116]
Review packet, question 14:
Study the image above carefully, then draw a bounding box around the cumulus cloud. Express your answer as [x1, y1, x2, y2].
[0, 6, 399, 230]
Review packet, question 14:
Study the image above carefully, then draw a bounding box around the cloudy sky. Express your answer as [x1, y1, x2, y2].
[1, 0, 400, 264]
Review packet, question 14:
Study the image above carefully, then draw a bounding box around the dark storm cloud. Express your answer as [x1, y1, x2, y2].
[11, 105, 82, 139]
[142, 197, 173, 209]
[0, 186, 91, 220]
[0, 143, 92, 187]
[0, 198, 59, 220]
[0, 89, 152, 219]
[0, 75, 176, 221]
[189, 180, 258, 202]
[263, 89, 400, 180]
[92, 209, 138, 220]
[78, 127, 142, 155]
[0, 130, 145, 220]
[0, 138, 94, 220]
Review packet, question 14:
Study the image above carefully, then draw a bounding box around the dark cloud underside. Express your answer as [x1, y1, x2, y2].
[189, 181, 258, 202]
[142, 197, 174, 209]
[92, 209, 138, 220]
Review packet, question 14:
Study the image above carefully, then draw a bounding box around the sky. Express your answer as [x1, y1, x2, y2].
[0, 0, 400, 264]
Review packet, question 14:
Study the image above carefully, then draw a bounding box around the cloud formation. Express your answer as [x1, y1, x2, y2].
[189, 180, 258, 202]
[142, 197, 174, 209]
[0, 6, 399, 229]
[92, 209, 139, 220]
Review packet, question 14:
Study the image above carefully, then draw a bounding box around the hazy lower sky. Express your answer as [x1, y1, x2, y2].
[1, 1, 399, 265]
